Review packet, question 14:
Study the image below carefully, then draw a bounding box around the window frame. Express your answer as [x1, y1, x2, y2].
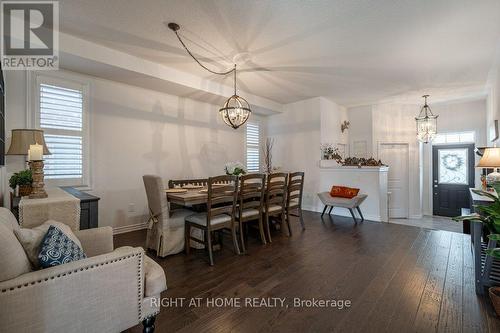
[27, 71, 91, 188]
[245, 121, 261, 173]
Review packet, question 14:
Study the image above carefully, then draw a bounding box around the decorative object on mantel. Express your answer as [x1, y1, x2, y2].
[262, 138, 275, 173]
[168, 22, 251, 129]
[320, 143, 342, 161]
[341, 156, 385, 167]
[225, 162, 247, 176]
[341, 120, 350, 133]
[9, 169, 33, 196]
[415, 94, 438, 143]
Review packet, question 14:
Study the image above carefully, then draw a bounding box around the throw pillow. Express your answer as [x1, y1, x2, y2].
[38, 225, 87, 269]
[330, 186, 360, 199]
[14, 220, 83, 269]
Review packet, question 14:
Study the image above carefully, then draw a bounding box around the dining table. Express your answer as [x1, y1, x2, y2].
[166, 189, 208, 206]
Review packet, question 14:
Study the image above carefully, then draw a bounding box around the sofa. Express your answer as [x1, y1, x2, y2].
[0, 207, 166, 333]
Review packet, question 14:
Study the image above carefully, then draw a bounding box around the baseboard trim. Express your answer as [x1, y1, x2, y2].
[113, 222, 148, 235]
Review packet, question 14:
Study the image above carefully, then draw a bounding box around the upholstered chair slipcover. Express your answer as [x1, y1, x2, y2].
[0, 207, 166, 332]
[143, 175, 195, 257]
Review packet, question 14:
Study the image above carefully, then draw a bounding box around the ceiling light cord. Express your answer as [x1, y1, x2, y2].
[172, 29, 235, 76]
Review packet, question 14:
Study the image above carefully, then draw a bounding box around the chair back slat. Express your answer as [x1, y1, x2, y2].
[207, 175, 238, 228]
[287, 172, 304, 209]
[239, 174, 266, 213]
[265, 173, 288, 212]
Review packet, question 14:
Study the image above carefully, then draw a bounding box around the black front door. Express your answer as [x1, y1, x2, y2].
[432, 144, 475, 217]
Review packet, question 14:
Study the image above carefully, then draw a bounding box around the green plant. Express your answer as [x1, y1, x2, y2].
[9, 169, 33, 190]
[453, 189, 500, 259]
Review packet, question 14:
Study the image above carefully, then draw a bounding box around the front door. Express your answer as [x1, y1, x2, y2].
[432, 144, 475, 217]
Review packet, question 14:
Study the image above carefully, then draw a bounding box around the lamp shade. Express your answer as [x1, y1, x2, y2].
[476, 147, 500, 168]
[6, 129, 51, 155]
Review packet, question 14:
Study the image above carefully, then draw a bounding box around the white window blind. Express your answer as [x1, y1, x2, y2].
[39, 83, 84, 181]
[246, 123, 260, 172]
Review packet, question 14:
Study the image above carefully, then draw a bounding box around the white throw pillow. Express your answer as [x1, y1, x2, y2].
[14, 220, 82, 269]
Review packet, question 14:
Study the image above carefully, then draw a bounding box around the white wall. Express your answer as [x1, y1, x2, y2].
[4, 70, 263, 231]
[487, 52, 500, 142]
[422, 98, 487, 215]
[267, 97, 321, 210]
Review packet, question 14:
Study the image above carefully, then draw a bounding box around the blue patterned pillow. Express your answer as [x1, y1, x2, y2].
[38, 225, 87, 268]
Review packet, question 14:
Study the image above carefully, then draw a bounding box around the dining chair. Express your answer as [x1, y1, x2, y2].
[143, 175, 193, 257]
[168, 178, 208, 188]
[237, 173, 266, 253]
[264, 172, 289, 243]
[184, 175, 240, 266]
[286, 172, 306, 233]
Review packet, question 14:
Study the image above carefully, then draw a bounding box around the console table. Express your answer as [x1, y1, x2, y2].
[469, 188, 500, 294]
[11, 186, 100, 230]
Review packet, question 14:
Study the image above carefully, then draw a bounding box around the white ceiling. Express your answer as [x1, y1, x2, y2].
[58, 0, 500, 106]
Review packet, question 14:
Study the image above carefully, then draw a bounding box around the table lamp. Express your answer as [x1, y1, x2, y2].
[6, 129, 51, 198]
[477, 147, 500, 192]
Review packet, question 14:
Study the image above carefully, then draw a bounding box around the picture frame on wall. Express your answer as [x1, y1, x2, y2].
[490, 119, 498, 142]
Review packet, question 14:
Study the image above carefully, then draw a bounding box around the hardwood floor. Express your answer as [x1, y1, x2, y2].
[117, 211, 500, 333]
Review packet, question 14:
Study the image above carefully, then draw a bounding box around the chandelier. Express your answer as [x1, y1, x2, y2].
[415, 95, 438, 143]
[168, 23, 251, 129]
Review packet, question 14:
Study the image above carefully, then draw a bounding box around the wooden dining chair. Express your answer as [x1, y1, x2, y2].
[168, 178, 208, 188]
[286, 172, 306, 233]
[184, 175, 240, 266]
[237, 173, 266, 253]
[264, 172, 289, 243]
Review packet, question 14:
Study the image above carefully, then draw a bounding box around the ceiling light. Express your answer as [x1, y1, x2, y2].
[168, 22, 251, 130]
[416, 95, 438, 143]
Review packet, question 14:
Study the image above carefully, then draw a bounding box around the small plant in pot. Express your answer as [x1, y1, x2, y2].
[453, 189, 500, 315]
[9, 169, 33, 197]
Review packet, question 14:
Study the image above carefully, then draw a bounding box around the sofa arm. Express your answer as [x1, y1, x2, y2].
[74, 226, 113, 257]
[0, 246, 145, 333]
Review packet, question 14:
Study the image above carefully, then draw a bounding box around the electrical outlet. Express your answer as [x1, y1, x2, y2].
[128, 203, 135, 213]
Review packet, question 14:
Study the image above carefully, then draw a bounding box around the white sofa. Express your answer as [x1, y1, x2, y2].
[0, 207, 166, 333]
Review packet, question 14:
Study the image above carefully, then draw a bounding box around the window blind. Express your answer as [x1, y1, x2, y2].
[246, 123, 260, 172]
[40, 83, 84, 180]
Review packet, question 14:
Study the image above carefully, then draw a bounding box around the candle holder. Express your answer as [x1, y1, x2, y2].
[29, 160, 48, 199]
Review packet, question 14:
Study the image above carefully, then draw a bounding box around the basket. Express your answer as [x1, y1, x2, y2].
[489, 287, 500, 316]
[18, 184, 32, 197]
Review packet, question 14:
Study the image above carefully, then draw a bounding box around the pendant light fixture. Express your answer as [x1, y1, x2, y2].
[415, 94, 438, 143]
[168, 23, 251, 129]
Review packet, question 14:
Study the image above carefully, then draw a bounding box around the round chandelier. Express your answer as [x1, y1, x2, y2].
[168, 23, 251, 129]
[415, 94, 438, 143]
[219, 67, 251, 129]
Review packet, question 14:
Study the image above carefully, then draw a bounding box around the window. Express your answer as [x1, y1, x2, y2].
[246, 122, 260, 172]
[433, 131, 475, 145]
[32, 73, 89, 187]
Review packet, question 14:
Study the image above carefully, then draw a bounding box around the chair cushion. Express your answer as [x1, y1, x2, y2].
[14, 220, 83, 269]
[185, 213, 231, 226]
[330, 186, 360, 199]
[38, 225, 87, 269]
[265, 205, 282, 213]
[144, 256, 167, 297]
[0, 220, 31, 282]
[236, 208, 260, 219]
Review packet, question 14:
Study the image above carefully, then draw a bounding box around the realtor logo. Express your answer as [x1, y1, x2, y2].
[1, 1, 59, 70]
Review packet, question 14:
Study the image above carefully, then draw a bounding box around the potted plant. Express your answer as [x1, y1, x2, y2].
[9, 169, 33, 197]
[453, 189, 500, 315]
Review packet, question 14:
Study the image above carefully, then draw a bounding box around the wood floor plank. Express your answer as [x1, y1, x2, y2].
[117, 211, 500, 333]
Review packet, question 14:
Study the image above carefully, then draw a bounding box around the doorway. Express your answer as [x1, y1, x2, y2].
[379, 143, 409, 218]
[432, 144, 475, 217]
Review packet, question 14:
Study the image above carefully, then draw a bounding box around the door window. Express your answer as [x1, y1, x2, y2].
[438, 148, 468, 185]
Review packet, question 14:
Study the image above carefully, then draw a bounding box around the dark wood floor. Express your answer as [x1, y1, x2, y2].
[117, 211, 500, 333]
